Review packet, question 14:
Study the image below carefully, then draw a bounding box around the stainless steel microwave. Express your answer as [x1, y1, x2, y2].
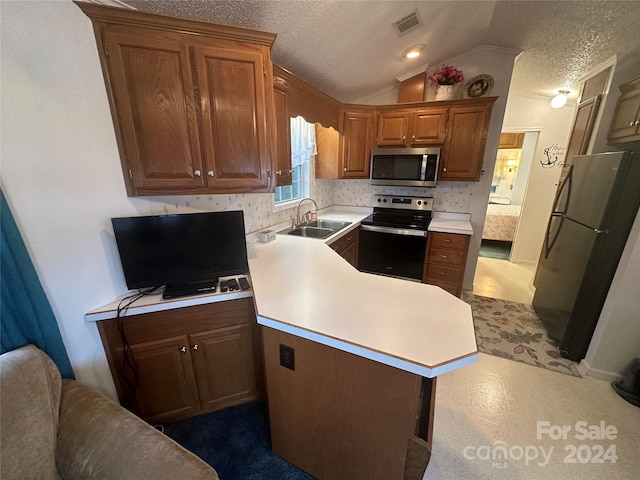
[370, 148, 440, 187]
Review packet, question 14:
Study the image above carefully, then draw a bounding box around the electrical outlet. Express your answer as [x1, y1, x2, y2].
[279, 344, 295, 371]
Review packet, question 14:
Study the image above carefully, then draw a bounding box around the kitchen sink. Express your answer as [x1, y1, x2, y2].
[304, 219, 352, 231]
[286, 226, 334, 239]
[277, 219, 352, 239]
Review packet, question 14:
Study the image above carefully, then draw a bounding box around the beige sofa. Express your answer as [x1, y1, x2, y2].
[0, 345, 219, 480]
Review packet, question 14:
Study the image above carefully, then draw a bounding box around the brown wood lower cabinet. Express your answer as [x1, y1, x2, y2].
[263, 327, 435, 480]
[97, 297, 263, 424]
[328, 228, 359, 266]
[423, 232, 470, 296]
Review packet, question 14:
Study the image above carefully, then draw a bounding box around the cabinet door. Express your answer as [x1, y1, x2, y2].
[115, 335, 200, 424]
[341, 109, 375, 178]
[440, 104, 491, 181]
[498, 132, 525, 149]
[190, 324, 258, 412]
[194, 45, 271, 189]
[102, 26, 205, 193]
[608, 90, 640, 140]
[409, 108, 448, 145]
[565, 95, 602, 164]
[376, 111, 411, 146]
[273, 75, 293, 186]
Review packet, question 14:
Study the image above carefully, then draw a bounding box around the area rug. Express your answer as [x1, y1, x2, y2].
[478, 239, 512, 260]
[164, 401, 312, 480]
[463, 292, 581, 377]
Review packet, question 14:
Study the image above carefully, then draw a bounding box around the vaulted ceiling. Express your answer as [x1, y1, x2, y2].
[120, 0, 640, 103]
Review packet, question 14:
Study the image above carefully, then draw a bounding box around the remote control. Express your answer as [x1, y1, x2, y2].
[238, 277, 250, 290]
[220, 280, 229, 293]
[228, 278, 239, 291]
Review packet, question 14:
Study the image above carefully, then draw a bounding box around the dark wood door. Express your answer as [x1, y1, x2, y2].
[375, 110, 410, 146]
[190, 324, 258, 412]
[440, 104, 491, 181]
[102, 26, 204, 194]
[273, 75, 293, 186]
[410, 108, 448, 145]
[115, 335, 200, 424]
[565, 95, 603, 165]
[341, 109, 375, 178]
[194, 45, 271, 189]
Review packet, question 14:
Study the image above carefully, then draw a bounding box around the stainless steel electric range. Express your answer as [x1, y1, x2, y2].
[358, 194, 433, 281]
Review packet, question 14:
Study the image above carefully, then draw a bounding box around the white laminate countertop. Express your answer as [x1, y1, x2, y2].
[86, 207, 478, 378]
[249, 208, 478, 378]
[428, 212, 474, 235]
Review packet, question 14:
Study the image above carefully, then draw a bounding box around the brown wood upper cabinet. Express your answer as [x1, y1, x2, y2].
[341, 107, 376, 178]
[273, 73, 293, 186]
[608, 75, 640, 148]
[440, 99, 495, 181]
[376, 107, 447, 147]
[78, 3, 276, 196]
[498, 132, 525, 149]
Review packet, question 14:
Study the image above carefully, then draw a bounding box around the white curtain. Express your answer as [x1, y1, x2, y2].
[290, 116, 316, 168]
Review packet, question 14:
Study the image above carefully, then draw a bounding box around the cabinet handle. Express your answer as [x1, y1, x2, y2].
[343, 167, 347, 172]
[288, 169, 293, 174]
[194, 170, 201, 177]
[635, 120, 640, 126]
[267, 169, 271, 178]
[444, 239, 451, 243]
[402, 135, 406, 142]
[411, 135, 415, 142]
[276, 170, 282, 176]
[440, 255, 449, 259]
[439, 272, 447, 276]
[443, 167, 447, 172]
[192, 344, 198, 351]
[208, 171, 214, 177]
[180, 346, 186, 353]
[631, 121, 635, 127]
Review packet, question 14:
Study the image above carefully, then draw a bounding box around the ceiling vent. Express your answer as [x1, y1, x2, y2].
[392, 9, 422, 37]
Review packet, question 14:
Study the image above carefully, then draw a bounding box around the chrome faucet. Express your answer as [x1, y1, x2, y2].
[295, 197, 318, 226]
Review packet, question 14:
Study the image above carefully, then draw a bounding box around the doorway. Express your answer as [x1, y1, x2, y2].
[474, 131, 539, 304]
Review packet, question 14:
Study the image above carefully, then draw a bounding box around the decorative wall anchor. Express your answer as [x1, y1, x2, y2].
[541, 144, 565, 168]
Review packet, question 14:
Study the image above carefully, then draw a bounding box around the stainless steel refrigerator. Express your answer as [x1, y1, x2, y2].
[533, 151, 640, 361]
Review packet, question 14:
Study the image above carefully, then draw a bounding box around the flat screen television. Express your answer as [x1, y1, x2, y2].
[111, 211, 248, 298]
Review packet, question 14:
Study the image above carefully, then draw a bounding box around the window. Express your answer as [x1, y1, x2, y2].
[274, 117, 315, 204]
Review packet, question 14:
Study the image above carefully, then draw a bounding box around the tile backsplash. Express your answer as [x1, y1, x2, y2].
[144, 179, 473, 234]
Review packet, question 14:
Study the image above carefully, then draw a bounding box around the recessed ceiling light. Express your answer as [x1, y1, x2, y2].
[551, 90, 570, 108]
[402, 44, 425, 59]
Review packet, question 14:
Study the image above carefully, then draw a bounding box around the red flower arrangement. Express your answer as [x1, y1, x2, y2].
[428, 65, 464, 85]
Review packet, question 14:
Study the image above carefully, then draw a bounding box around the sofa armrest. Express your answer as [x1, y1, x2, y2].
[56, 380, 218, 480]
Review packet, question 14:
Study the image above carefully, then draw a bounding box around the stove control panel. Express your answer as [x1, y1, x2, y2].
[373, 195, 433, 211]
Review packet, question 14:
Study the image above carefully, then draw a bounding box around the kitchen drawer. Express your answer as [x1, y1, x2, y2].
[427, 247, 466, 267]
[429, 232, 468, 251]
[425, 263, 463, 284]
[425, 278, 460, 297]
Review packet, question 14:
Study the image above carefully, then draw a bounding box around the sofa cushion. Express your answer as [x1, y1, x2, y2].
[57, 380, 219, 480]
[0, 345, 62, 480]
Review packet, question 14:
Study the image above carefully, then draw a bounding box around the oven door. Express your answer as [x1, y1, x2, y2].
[357, 225, 427, 281]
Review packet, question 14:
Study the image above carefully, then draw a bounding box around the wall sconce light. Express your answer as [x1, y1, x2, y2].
[507, 159, 517, 172]
[402, 44, 425, 59]
[550, 90, 570, 108]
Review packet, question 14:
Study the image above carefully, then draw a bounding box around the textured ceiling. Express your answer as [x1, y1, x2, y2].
[120, 0, 640, 103]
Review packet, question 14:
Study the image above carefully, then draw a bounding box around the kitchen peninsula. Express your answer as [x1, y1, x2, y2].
[248, 209, 478, 479]
[86, 209, 478, 479]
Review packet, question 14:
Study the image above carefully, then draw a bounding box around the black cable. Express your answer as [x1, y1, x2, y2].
[116, 286, 161, 409]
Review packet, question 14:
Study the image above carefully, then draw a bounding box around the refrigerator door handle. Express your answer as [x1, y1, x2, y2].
[552, 165, 574, 214]
[544, 214, 565, 258]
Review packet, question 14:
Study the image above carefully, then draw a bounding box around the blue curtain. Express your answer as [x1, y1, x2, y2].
[1, 190, 74, 378]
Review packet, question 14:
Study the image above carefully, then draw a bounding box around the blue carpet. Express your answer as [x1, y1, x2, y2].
[164, 401, 314, 480]
[478, 239, 512, 260]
